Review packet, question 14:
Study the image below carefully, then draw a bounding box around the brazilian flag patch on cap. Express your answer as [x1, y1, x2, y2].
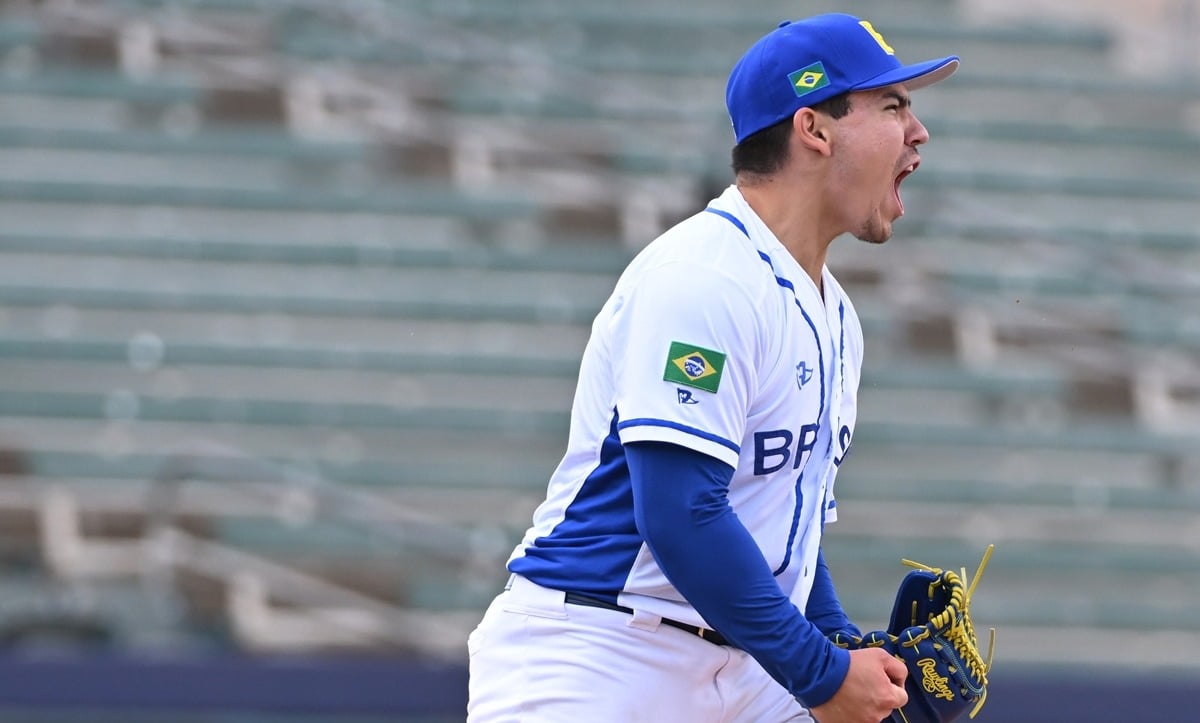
[663, 341, 726, 393]
[788, 61, 830, 98]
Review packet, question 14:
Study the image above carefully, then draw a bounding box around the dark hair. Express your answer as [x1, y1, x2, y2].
[730, 92, 852, 176]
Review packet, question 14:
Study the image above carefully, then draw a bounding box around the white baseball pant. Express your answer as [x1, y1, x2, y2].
[467, 574, 814, 723]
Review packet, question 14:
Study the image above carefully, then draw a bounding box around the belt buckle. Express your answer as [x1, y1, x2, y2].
[697, 628, 709, 640]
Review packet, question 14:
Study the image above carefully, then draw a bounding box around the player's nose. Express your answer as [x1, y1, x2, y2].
[908, 113, 930, 147]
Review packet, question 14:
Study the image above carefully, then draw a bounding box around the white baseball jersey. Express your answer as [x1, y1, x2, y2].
[508, 184, 862, 629]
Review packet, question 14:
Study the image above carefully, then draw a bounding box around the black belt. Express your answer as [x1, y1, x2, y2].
[564, 592, 732, 647]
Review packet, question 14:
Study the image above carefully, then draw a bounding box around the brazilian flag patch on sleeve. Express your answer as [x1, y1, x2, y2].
[662, 341, 727, 393]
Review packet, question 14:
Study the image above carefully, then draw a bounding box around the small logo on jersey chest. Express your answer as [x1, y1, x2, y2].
[663, 341, 726, 393]
[796, 361, 814, 389]
[676, 388, 700, 405]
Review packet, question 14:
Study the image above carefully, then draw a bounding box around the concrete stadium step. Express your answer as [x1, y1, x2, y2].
[0, 388, 571, 436]
[920, 219, 1200, 255]
[0, 179, 538, 220]
[0, 201, 529, 248]
[0, 231, 630, 272]
[844, 422, 1193, 490]
[12, 448, 562, 500]
[905, 185, 1199, 239]
[0, 70, 198, 105]
[0, 418, 565, 489]
[0, 92, 142, 133]
[0, 125, 367, 162]
[0, 472, 543, 532]
[0, 314, 589, 366]
[907, 168, 1199, 202]
[0, 251, 613, 324]
[0, 359, 577, 415]
[0, 322, 589, 372]
[0, 147, 372, 193]
[921, 135, 1200, 185]
[918, 65, 1200, 128]
[837, 473, 1200, 511]
[833, 499, 1200, 553]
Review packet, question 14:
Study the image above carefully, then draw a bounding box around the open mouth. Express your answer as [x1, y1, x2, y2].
[893, 159, 920, 216]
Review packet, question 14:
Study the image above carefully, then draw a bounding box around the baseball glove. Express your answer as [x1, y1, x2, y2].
[833, 545, 995, 723]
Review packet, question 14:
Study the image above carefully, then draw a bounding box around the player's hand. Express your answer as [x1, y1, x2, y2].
[809, 647, 908, 723]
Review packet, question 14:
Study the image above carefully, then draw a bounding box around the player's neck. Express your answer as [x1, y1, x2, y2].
[737, 180, 832, 291]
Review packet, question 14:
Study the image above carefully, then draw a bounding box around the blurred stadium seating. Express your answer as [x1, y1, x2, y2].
[0, 0, 1197, 719]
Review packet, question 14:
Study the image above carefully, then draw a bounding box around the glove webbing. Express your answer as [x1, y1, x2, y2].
[899, 544, 996, 719]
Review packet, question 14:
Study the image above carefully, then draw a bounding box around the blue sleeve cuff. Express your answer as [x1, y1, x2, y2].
[795, 643, 851, 708]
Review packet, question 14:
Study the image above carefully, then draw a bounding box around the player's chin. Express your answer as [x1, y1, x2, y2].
[856, 229, 891, 245]
[852, 197, 904, 244]
[853, 215, 895, 245]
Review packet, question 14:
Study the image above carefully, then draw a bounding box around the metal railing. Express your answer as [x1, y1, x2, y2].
[37, 439, 504, 659]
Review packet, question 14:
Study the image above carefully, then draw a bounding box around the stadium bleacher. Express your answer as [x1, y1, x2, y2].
[0, 1, 1197, 713]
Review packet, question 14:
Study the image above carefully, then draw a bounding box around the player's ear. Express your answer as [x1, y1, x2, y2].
[793, 107, 833, 156]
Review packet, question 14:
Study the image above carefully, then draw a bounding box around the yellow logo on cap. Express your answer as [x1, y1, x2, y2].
[859, 20, 895, 55]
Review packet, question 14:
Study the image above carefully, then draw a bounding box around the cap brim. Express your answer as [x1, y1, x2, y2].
[852, 55, 960, 93]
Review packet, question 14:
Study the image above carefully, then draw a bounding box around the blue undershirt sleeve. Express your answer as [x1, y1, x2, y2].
[626, 440, 850, 707]
[806, 549, 862, 639]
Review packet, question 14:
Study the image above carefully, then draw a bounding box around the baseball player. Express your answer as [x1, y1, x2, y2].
[468, 13, 958, 723]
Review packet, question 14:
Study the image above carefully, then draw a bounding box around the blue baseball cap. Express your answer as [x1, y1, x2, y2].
[726, 13, 959, 143]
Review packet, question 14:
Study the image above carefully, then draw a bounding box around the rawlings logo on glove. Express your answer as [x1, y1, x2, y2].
[916, 658, 954, 701]
[834, 545, 995, 723]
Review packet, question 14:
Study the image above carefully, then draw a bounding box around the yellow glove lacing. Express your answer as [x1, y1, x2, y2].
[898, 544, 996, 719]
